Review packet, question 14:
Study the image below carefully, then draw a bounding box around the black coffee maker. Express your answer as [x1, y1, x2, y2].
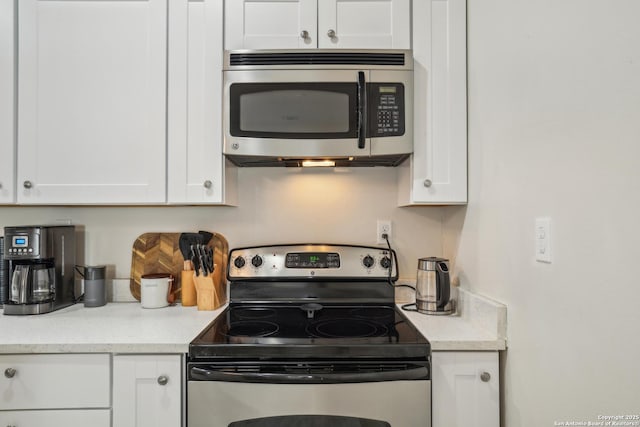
[3, 225, 79, 315]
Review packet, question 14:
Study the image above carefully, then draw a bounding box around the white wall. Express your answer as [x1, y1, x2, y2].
[445, 0, 640, 425]
[0, 167, 444, 281]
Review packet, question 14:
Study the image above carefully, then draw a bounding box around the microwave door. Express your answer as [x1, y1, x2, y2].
[224, 70, 370, 159]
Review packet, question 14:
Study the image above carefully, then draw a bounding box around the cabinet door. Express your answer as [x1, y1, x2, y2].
[432, 352, 500, 427]
[0, 410, 110, 427]
[317, 0, 410, 49]
[225, 0, 317, 49]
[0, 0, 15, 203]
[0, 354, 110, 410]
[398, 0, 467, 205]
[168, 0, 235, 204]
[113, 354, 182, 427]
[17, 0, 167, 204]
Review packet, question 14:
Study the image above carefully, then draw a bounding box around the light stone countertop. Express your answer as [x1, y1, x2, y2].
[0, 288, 506, 354]
[398, 286, 507, 351]
[0, 302, 224, 354]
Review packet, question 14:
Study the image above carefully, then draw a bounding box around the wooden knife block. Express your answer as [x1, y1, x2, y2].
[193, 268, 225, 311]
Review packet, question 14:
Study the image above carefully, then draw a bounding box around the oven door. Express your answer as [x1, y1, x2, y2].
[187, 362, 431, 427]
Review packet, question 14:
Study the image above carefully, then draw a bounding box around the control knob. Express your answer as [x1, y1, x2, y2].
[234, 257, 246, 269]
[380, 256, 391, 269]
[251, 255, 263, 268]
[362, 255, 374, 269]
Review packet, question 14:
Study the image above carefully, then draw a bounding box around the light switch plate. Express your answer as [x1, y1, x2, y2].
[535, 217, 552, 263]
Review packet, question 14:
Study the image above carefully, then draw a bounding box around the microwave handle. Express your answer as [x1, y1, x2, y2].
[357, 71, 366, 149]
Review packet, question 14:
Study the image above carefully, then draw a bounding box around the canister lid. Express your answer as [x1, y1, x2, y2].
[84, 265, 106, 280]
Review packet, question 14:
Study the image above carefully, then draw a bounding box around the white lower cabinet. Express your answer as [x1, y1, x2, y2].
[113, 354, 183, 427]
[0, 353, 111, 427]
[0, 410, 110, 426]
[432, 351, 500, 427]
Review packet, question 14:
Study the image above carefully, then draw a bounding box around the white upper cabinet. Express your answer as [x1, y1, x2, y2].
[168, 0, 237, 205]
[225, 0, 317, 49]
[224, 0, 410, 50]
[0, 0, 15, 203]
[398, 0, 467, 205]
[17, 0, 167, 204]
[316, 0, 411, 49]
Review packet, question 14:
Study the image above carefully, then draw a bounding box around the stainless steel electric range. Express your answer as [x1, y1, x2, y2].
[187, 244, 431, 427]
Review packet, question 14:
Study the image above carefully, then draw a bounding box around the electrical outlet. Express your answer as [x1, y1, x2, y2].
[376, 220, 392, 244]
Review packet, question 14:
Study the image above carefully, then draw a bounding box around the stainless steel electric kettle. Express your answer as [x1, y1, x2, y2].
[415, 257, 455, 315]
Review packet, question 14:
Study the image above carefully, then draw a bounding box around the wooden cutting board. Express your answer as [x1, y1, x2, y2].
[129, 232, 228, 303]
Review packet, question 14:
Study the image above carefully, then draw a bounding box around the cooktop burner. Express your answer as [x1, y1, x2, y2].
[306, 318, 388, 338]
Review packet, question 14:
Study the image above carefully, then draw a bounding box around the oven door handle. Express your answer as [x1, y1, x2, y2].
[190, 366, 429, 384]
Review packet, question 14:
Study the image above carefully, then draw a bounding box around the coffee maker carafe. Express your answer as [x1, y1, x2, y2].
[3, 226, 78, 315]
[416, 257, 455, 315]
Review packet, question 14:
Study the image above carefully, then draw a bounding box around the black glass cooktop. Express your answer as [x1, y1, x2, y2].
[189, 304, 430, 361]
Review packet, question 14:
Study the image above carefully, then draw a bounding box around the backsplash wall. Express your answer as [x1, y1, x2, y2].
[0, 167, 444, 281]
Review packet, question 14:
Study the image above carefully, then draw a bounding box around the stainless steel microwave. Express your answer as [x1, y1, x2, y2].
[223, 50, 413, 167]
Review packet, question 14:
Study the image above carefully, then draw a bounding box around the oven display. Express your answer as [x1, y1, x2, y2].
[285, 252, 340, 269]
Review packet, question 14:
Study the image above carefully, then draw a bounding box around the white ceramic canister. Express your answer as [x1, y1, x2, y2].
[140, 273, 174, 309]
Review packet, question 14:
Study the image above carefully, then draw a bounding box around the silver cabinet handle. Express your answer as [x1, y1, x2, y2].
[157, 375, 169, 386]
[0, 182, 3, 189]
[327, 29, 336, 38]
[203, 180, 212, 189]
[300, 30, 309, 40]
[480, 372, 491, 382]
[23, 181, 33, 189]
[4, 368, 16, 378]
[423, 179, 432, 188]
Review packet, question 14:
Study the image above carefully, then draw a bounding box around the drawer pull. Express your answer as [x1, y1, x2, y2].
[480, 371, 491, 382]
[157, 375, 169, 386]
[4, 368, 16, 378]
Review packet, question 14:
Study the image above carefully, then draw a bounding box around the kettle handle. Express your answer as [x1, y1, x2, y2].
[436, 262, 450, 309]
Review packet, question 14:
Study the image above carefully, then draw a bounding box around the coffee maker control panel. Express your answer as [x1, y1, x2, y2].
[4, 227, 44, 259]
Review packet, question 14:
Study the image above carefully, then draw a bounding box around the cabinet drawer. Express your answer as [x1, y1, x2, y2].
[0, 409, 110, 426]
[0, 354, 110, 410]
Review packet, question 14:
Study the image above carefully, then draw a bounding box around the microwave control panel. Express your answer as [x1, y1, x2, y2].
[368, 83, 405, 137]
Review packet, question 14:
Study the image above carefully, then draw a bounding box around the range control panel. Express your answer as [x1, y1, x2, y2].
[228, 244, 396, 281]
